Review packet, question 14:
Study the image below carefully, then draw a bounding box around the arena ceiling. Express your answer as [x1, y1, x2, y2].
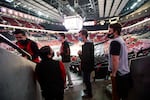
[0, 0, 149, 23]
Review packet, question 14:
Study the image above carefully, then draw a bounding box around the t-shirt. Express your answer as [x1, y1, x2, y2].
[108, 37, 130, 76]
[81, 41, 94, 72]
[110, 41, 121, 55]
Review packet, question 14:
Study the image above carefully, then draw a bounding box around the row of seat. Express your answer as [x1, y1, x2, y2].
[0, 15, 43, 29]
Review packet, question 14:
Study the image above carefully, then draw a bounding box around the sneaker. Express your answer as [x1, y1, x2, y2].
[68, 83, 73, 88]
[83, 89, 88, 94]
[64, 86, 69, 91]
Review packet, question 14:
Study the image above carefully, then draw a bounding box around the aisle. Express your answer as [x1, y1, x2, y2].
[64, 72, 111, 100]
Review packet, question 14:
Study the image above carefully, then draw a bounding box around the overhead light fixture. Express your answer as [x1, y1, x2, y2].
[130, 2, 138, 9]
[28, 7, 32, 10]
[23, 5, 27, 8]
[66, 5, 75, 12]
[109, 17, 119, 24]
[37, 11, 43, 16]
[63, 15, 83, 32]
[5, 0, 14, 3]
[100, 20, 105, 25]
[83, 21, 96, 26]
[14, 2, 21, 7]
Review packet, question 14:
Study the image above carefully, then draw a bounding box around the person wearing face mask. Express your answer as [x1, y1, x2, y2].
[57, 33, 73, 88]
[13, 29, 40, 63]
[107, 23, 132, 100]
[78, 29, 94, 98]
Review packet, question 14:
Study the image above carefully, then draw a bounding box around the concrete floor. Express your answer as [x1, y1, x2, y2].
[64, 72, 111, 100]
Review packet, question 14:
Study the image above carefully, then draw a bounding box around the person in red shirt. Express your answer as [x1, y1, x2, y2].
[13, 29, 40, 63]
[36, 46, 66, 100]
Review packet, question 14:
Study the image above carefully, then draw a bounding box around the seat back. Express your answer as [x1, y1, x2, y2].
[130, 56, 150, 100]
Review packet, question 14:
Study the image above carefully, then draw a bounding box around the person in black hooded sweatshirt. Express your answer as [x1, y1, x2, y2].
[35, 46, 66, 100]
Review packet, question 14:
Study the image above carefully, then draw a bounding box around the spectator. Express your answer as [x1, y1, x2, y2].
[13, 29, 40, 63]
[57, 33, 73, 88]
[35, 46, 66, 100]
[107, 23, 132, 100]
[78, 29, 94, 98]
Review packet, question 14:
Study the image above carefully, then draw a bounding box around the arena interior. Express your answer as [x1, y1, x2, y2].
[0, 0, 150, 100]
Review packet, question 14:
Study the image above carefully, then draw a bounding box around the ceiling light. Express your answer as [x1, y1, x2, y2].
[37, 11, 42, 16]
[14, 2, 21, 7]
[23, 5, 27, 8]
[66, 5, 75, 12]
[130, 2, 138, 9]
[83, 21, 96, 26]
[28, 7, 32, 10]
[100, 20, 105, 25]
[5, 0, 13, 3]
[63, 15, 83, 32]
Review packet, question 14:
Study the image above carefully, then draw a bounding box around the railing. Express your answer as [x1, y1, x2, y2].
[0, 34, 32, 60]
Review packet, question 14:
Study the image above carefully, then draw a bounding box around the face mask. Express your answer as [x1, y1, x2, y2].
[57, 37, 62, 41]
[18, 40, 27, 44]
[107, 34, 114, 39]
[78, 37, 83, 42]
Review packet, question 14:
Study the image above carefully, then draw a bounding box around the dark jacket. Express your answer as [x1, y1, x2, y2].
[16, 39, 40, 63]
[81, 42, 94, 72]
[35, 59, 66, 93]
